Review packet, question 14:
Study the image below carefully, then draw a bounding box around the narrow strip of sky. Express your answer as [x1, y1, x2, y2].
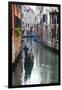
[29, 6, 36, 12]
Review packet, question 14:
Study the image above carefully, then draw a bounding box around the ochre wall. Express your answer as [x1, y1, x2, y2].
[12, 4, 22, 64]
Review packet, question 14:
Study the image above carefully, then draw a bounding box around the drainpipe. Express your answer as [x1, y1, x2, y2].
[56, 15, 57, 49]
[12, 4, 15, 63]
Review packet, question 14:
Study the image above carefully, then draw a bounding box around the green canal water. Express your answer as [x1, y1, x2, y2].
[12, 37, 59, 86]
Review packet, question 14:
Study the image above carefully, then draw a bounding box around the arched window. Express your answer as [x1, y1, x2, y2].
[43, 14, 47, 24]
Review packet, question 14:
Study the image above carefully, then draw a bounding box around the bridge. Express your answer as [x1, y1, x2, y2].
[22, 35, 35, 38]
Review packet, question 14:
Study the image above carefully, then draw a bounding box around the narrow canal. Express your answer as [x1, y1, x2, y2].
[12, 36, 59, 86]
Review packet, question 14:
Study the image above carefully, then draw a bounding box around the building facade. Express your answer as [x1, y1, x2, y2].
[35, 6, 59, 50]
[12, 4, 22, 64]
[21, 5, 35, 35]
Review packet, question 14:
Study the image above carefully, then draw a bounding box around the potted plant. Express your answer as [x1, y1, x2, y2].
[15, 26, 22, 37]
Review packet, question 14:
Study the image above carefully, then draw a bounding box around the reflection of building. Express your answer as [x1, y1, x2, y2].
[35, 6, 59, 50]
[21, 5, 35, 35]
[12, 4, 22, 64]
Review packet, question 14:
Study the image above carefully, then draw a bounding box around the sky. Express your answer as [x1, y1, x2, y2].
[29, 6, 36, 12]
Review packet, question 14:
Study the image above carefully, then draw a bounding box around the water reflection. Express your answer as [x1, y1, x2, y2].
[24, 56, 34, 81]
[12, 37, 59, 86]
[22, 37, 59, 85]
[12, 58, 21, 86]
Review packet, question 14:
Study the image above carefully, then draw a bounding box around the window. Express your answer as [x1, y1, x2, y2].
[52, 15, 56, 24]
[26, 23, 27, 27]
[28, 23, 29, 27]
[57, 14, 59, 24]
[43, 14, 47, 24]
[14, 15, 21, 28]
[43, 15, 45, 22]
[51, 14, 59, 24]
